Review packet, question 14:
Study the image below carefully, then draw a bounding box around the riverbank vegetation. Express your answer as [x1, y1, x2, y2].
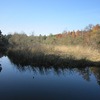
[0, 24, 100, 67]
[0, 30, 9, 52]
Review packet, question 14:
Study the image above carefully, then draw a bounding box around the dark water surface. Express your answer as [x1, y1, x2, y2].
[0, 56, 100, 100]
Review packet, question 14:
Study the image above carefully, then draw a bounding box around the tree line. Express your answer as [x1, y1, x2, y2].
[0, 24, 100, 50]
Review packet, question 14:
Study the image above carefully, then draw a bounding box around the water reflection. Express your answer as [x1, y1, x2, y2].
[0, 55, 100, 100]
[0, 66, 2, 72]
[9, 58, 100, 86]
[75, 67, 91, 82]
[1, 51, 100, 85]
[91, 67, 100, 85]
[0, 52, 3, 72]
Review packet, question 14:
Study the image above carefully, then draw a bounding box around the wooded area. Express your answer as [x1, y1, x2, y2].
[0, 24, 100, 67]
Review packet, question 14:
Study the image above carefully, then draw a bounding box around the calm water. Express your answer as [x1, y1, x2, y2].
[0, 56, 100, 100]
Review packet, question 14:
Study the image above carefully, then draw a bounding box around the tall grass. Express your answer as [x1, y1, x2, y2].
[7, 44, 100, 67]
[53, 45, 100, 62]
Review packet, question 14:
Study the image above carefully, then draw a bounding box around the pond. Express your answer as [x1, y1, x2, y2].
[0, 56, 100, 100]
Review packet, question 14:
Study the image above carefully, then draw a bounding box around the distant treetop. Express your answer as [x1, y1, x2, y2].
[0, 30, 2, 35]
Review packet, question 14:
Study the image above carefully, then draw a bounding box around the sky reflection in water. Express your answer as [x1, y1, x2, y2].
[0, 56, 100, 100]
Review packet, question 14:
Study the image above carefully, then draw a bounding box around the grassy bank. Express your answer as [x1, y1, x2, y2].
[7, 45, 100, 67]
[54, 45, 100, 62]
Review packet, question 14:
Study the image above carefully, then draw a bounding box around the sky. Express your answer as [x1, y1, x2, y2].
[0, 0, 100, 35]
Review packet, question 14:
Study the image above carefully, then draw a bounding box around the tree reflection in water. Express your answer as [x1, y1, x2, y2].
[0, 66, 2, 72]
[0, 53, 3, 72]
[91, 67, 100, 85]
[0, 51, 99, 86]
[7, 55, 100, 86]
[75, 67, 91, 82]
